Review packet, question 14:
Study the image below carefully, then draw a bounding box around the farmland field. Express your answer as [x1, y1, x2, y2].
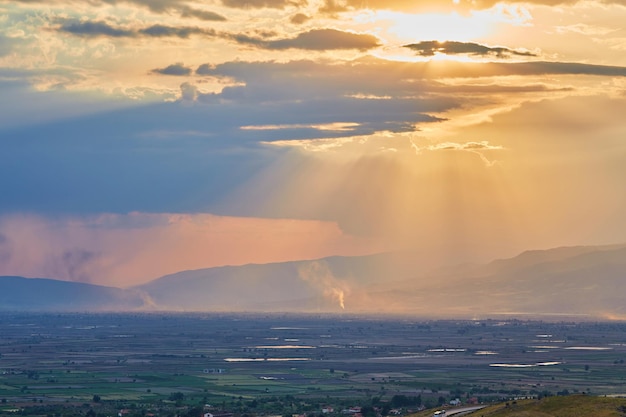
[1, 313, 625, 415]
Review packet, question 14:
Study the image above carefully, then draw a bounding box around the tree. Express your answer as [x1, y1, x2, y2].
[92, 395, 101, 403]
[361, 406, 376, 417]
[169, 392, 185, 406]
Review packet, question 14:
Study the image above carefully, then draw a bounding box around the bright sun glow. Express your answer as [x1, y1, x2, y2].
[384, 11, 491, 42]
[354, 5, 532, 44]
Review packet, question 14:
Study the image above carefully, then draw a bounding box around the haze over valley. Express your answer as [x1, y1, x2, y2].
[2, 243, 625, 319]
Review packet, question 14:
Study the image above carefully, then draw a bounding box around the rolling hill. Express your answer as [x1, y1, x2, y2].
[2, 243, 625, 317]
[0, 276, 145, 311]
[465, 394, 626, 417]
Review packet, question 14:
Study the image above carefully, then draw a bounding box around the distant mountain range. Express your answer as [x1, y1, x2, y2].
[0, 276, 145, 311]
[2, 243, 625, 318]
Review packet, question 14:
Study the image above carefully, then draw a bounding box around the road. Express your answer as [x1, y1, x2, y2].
[442, 405, 487, 416]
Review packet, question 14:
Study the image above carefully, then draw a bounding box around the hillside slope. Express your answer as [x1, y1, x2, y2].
[136, 243, 626, 317]
[472, 395, 626, 417]
[3, 243, 626, 316]
[0, 276, 145, 311]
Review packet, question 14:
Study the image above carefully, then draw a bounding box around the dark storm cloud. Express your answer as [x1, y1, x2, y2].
[152, 63, 193, 76]
[194, 59, 456, 109]
[0, 58, 456, 215]
[405, 41, 536, 58]
[231, 28, 380, 50]
[55, 19, 217, 38]
[2, 57, 625, 219]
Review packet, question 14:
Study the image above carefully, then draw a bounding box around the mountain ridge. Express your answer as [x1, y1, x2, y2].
[1, 243, 625, 317]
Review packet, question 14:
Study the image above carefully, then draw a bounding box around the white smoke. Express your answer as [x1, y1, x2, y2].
[298, 261, 349, 310]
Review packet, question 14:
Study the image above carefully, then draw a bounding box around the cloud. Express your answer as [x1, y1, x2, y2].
[180, 82, 199, 101]
[180, 6, 227, 21]
[2, 58, 625, 241]
[152, 63, 193, 76]
[8, 0, 195, 13]
[416, 61, 626, 79]
[5, 0, 292, 14]
[426, 141, 504, 151]
[220, 0, 305, 9]
[54, 19, 379, 51]
[418, 140, 505, 166]
[190, 59, 452, 134]
[231, 28, 381, 50]
[268, 28, 380, 50]
[0, 213, 383, 287]
[338, 59, 626, 79]
[507, 61, 626, 77]
[57, 20, 134, 37]
[319, 0, 349, 15]
[195, 63, 215, 75]
[139, 24, 215, 38]
[106, 0, 187, 12]
[314, 0, 625, 13]
[290, 13, 311, 24]
[405, 41, 536, 58]
[55, 19, 217, 39]
[7, 0, 626, 15]
[0, 34, 16, 57]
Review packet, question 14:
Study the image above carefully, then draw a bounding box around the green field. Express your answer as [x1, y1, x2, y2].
[1, 313, 626, 416]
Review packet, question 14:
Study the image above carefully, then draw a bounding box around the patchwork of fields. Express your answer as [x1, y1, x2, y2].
[1, 313, 625, 414]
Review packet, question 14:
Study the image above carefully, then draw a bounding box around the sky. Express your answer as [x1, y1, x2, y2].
[0, 0, 625, 288]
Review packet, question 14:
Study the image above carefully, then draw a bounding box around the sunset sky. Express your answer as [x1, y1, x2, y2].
[1, 0, 625, 288]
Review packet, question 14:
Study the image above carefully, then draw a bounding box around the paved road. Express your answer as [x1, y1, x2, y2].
[442, 405, 487, 416]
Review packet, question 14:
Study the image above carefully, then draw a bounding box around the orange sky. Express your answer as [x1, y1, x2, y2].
[0, 0, 625, 287]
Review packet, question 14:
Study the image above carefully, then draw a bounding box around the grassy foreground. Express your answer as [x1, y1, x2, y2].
[411, 395, 626, 417]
